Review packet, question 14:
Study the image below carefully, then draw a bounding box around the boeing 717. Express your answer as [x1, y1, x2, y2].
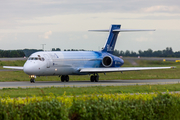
[3, 25, 173, 83]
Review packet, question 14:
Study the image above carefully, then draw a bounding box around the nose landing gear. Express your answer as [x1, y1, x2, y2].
[30, 75, 36, 83]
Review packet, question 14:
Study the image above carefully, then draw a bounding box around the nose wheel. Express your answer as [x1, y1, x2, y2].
[61, 75, 69, 82]
[30, 75, 36, 83]
[30, 78, 35, 83]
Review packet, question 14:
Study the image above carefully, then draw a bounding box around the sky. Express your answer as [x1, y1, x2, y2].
[0, 0, 180, 52]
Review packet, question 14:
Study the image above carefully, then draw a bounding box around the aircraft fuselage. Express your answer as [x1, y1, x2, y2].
[23, 51, 124, 76]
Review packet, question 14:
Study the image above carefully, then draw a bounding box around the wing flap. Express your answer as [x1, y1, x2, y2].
[80, 67, 173, 73]
[3, 66, 24, 70]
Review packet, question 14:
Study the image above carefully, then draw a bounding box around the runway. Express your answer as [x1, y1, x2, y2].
[0, 58, 26, 61]
[0, 79, 180, 89]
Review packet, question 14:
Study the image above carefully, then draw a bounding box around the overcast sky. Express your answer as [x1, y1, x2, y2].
[0, 0, 180, 52]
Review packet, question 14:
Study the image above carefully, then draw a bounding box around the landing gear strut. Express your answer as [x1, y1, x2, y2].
[61, 75, 69, 82]
[90, 73, 99, 82]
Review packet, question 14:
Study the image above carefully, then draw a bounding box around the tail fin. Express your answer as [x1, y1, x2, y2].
[89, 24, 155, 53]
[102, 25, 121, 53]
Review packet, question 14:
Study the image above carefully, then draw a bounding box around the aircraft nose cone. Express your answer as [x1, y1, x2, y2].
[23, 61, 38, 75]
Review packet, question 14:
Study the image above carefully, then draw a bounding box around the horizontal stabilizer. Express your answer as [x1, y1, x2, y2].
[80, 67, 173, 73]
[89, 25, 155, 53]
[88, 30, 109, 32]
[3, 66, 24, 70]
[113, 29, 156, 32]
[89, 29, 155, 32]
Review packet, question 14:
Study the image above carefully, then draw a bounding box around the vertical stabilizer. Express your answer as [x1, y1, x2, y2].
[102, 25, 121, 53]
[89, 24, 155, 53]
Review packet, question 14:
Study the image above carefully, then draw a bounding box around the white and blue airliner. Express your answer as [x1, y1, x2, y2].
[3, 25, 173, 83]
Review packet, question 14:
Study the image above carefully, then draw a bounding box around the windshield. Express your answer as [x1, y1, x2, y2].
[28, 57, 45, 61]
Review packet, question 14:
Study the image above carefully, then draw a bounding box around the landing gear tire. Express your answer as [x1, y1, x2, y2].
[90, 74, 99, 82]
[65, 75, 69, 82]
[94, 76, 99, 82]
[61, 76, 65, 82]
[30, 78, 35, 83]
[61, 75, 69, 82]
[29, 75, 36, 83]
[90, 76, 95, 82]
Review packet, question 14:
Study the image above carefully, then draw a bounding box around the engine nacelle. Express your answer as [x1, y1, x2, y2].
[102, 56, 113, 67]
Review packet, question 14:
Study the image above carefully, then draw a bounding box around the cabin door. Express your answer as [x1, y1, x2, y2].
[44, 54, 51, 68]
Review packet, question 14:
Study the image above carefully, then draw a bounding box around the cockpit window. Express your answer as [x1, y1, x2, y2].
[28, 57, 45, 61]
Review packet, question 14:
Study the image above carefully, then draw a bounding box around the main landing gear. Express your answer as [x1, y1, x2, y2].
[60, 75, 69, 82]
[90, 73, 99, 82]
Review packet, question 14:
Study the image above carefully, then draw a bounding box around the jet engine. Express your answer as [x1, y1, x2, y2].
[102, 56, 113, 67]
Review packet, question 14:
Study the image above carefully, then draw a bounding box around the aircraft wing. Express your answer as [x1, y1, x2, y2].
[80, 67, 174, 73]
[3, 66, 24, 70]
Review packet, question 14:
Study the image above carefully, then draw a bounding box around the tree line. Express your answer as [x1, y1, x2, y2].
[0, 47, 180, 58]
[113, 47, 180, 57]
[0, 50, 25, 58]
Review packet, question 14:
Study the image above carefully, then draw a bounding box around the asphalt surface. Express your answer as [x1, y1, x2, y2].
[0, 79, 179, 89]
[0, 58, 26, 61]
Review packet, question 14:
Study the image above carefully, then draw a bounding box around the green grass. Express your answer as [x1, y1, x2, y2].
[0, 60, 25, 68]
[0, 60, 179, 81]
[0, 83, 180, 98]
[135, 60, 178, 67]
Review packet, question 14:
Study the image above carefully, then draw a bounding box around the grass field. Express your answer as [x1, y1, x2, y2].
[0, 59, 179, 82]
[0, 83, 179, 98]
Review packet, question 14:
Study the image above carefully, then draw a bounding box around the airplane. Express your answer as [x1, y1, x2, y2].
[3, 24, 173, 83]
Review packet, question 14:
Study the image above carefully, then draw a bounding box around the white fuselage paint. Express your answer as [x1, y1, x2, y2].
[23, 51, 109, 76]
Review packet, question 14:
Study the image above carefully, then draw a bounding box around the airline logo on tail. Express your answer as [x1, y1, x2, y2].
[107, 44, 113, 52]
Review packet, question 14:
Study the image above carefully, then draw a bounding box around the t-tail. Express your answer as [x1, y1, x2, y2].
[89, 24, 155, 54]
[102, 25, 121, 53]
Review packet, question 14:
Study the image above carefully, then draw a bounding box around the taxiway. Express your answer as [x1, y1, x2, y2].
[0, 79, 179, 89]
